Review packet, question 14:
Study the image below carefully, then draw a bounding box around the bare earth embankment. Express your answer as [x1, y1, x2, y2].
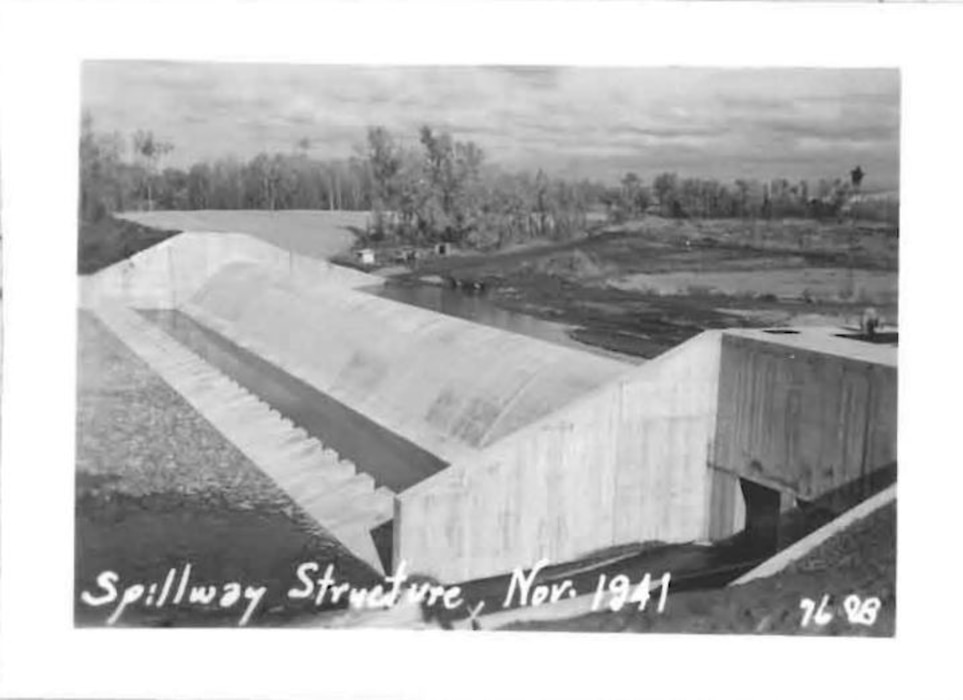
[388, 216, 898, 358]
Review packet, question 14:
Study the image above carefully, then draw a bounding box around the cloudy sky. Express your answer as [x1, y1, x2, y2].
[82, 62, 900, 189]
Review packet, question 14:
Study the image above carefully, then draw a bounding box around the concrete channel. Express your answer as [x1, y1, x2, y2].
[140, 309, 447, 493]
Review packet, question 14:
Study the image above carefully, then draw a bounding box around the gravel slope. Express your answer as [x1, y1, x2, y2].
[75, 311, 378, 627]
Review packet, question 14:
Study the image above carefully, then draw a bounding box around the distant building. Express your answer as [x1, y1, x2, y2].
[358, 248, 375, 265]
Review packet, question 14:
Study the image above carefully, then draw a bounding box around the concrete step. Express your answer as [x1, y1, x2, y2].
[273, 438, 327, 462]
[270, 456, 355, 487]
[271, 454, 353, 484]
[294, 473, 375, 512]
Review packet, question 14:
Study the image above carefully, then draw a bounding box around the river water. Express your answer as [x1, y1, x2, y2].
[374, 281, 609, 356]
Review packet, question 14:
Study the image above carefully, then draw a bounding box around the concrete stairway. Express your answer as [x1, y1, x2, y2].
[92, 302, 394, 574]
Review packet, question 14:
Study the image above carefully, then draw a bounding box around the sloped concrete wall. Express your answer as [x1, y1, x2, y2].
[184, 263, 634, 465]
[394, 332, 724, 583]
[79, 232, 380, 309]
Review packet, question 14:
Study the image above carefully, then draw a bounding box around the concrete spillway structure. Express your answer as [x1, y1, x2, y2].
[83, 231, 897, 583]
[183, 262, 633, 464]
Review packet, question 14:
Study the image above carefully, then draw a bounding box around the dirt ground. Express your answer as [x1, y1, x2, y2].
[382, 217, 899, 359]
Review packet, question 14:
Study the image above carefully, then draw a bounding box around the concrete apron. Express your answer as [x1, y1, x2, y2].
[91, 302, 392, 574]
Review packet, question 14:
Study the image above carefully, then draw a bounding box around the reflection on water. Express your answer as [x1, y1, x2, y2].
[374, 281, 590, 354]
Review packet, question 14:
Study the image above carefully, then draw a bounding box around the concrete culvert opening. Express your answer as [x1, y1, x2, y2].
[739, 479, 783, 554]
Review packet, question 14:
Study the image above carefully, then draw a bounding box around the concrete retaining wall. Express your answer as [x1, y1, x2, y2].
[713, 330, 897, 502]
[80, 232, 380, 309]
[394, 332, 724, 583]
[184, 263, 633, 464]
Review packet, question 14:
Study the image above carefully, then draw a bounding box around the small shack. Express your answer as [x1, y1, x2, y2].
[358, 248, 376, 265]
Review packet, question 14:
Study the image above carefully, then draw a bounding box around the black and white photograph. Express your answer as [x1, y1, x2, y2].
[5, 0, 963, 697]
[74, 62, 899, 634]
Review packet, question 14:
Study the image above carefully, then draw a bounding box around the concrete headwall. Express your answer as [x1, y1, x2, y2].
[394, 332, 724, 583]
[80, 232, 381, 309]
[713, 330, 897, 502]
[183, 263, 634, 464]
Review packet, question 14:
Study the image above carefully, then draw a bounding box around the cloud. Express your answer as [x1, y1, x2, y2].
[81, 63, 900, 188]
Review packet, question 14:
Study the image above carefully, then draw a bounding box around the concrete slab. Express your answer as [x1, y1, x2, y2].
[723, 326, 896, 367]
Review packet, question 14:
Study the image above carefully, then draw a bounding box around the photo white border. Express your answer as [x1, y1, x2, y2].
[2, 1, 962, 698]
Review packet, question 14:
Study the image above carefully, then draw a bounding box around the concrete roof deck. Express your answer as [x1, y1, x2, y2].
[723, 326, 897, 368]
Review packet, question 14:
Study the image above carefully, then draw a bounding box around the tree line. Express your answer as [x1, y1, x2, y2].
[80, 113, 373, 222]
[613, 170, 887, 223]
[79, 111, 895, 250]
